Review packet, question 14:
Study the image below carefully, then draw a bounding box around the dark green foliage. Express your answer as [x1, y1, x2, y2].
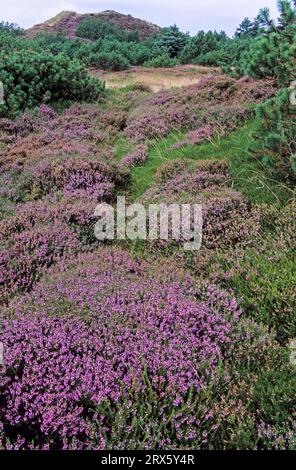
[237, 0, 296, 180]
[0, 50, 104, 117]
[76, 17, 139, 42]
[239, 10, 296, 83]
[255, 88, 296, 180]
[88, 50, 130, 71]
[143, 53, 179, 68]
[150, 25, 189, 58]
[180, 30, 228, 65]
[235, 18, 257, 38]
[0, 21, 23, 35]
[253, 367, 296, 425]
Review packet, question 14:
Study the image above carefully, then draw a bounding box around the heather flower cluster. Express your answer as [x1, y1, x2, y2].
[0, 71, 292, 451]
[170, 106, 251, 149]
[0, 249, 241, 449]
[140, 159, 260, 249]
[124, 75, 275, 142]
[122, 144, 148, 167]
[0, 104, 129, 203]
[171, 125, 214, 149]
[0, 196, 99, 299]
[257, 421, 296, 450]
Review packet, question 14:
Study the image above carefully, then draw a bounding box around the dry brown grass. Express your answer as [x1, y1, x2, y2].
[43, 11, 76, 27]
[90, 65, 219, 92]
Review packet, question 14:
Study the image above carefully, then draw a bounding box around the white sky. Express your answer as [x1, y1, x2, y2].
[0, 0, 280, 36]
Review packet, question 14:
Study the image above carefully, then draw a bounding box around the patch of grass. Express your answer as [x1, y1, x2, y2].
[126, 119, 295, 348]
[0, 196, 15, 221]
[229, 244, 296, 344]
[129, 120, 293, 205]
[253, 366, 296, 425]
[114, 136, 133, 160]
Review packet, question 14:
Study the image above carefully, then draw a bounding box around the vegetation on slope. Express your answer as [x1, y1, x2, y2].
[0, 0, 295, 451]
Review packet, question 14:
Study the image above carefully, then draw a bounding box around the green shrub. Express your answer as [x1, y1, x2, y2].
[180, 30, 228, 64]
[253, 366, 296, 425]
[0, 21, 23, 36]
[236, 1, 296, 180]
[76, 17, 139, 42]
[0, 50, 104, 117]
[254, 88, 296, 181]
[88, 51, 130, 71]
[143, 54, 179, 68]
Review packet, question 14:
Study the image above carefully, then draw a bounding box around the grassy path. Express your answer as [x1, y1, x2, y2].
[127, 120, 292, 205]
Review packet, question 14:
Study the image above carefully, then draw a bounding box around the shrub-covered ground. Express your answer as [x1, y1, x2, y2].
[0, 70, 295, 450]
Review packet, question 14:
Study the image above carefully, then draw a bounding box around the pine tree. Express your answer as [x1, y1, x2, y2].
[235, 18, 255, 38]
[238, 0, 296, 181]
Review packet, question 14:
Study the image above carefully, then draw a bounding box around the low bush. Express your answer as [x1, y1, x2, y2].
[0, 50, 104, 118]
[143, 54, 179, 68]
[0, 248, 252, 449]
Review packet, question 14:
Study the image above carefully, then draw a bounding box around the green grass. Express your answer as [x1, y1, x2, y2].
[0, 195, 15, 221]
[128, 120, 293, 205]
[113, 135, 133, 160]
[120, 119, 295, 346]
[228, 244, 295, 343]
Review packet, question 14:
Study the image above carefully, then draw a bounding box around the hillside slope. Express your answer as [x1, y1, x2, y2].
[26, 10, 161, 40]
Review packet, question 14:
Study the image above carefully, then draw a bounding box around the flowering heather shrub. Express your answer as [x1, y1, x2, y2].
[170, 107, 251, 149]
[7, 105, 58, 139]
[0, 102, 127, 165]
[0, 196, 97, 240]
[154, 159, 229, 184]
[154, 159, 192, 183]
[202, 190, 260, 249]
[274, 199, 296, 247]
[0, 248, 243, 449]
[0, 157, 128, 203]
[257, 422, 296, 450]
[59, 103, 127, 136]
[187, 125, 215, 144]
[0, 140, 130, 203]
[188, 75, 275, 105]
[0, 118, 14, 134]
[124, 75, 275, 142]
[0, 101, 131, 204]
[0, 221, 80, 297]
[188, 200, 296, 343]
[1, 139, 102, 174]
[122, 144, 148, 167]
[170, 125, 215, 150]
[171, 125, 215, 149]
[124, 113, 170, 142]
[140, 159, 259, 249]
[193, 159, 229, 174]
[0, 195, 101, 299]
[24, 158, 117, 202]
[199, 105, 250, 133]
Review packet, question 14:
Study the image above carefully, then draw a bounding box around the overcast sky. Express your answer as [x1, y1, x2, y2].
[1, 0, 280, 36]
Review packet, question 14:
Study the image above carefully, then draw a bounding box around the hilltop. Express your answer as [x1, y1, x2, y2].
[26, 10, 162, 40]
